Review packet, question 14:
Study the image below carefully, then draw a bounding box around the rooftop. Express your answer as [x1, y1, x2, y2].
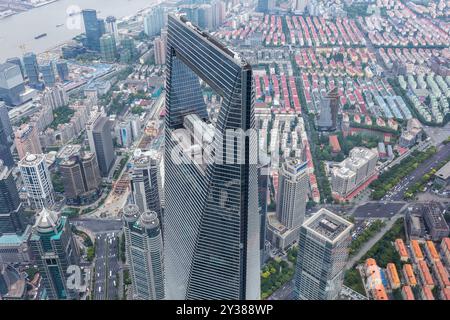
[303, 208, 353, 243]
[435, 161, 450, 180]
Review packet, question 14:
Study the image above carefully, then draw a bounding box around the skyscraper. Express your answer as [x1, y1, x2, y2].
[14, 123, 43, 160]
[0, 102, 13, 142]
[56, 61, 69, 82]
[164, 14, 260, 300]
[131, 150, 162, 223]
[60, 152, 102, 205]
[154, 36, 166, 65]
[92, 117, 116, 177]
[29, 207, 79, 300]
[316, 87, 339, 132]
[23, 52, 41, 88]
[257, 0, 275, 13]
[276, 158, 309, 229]
[0, 160, 24, 235]
[0, 106, 14, 168]
[0, 62, 25, 106]
[105, 16, 120, 41]
[294, 208, 353, 300]
[18, 154, 55, 209]
[100, 34, 117, 62]
[40, 61, 56, 87]
[143, 6, 165, 37]
[82, 9, 104, 52]
[6, 57, 24, 78]
[122, 204, 165, 300]
[42, 84, 69, 110]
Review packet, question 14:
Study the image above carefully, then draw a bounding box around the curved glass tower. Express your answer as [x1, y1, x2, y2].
[164, 13, 260, 300]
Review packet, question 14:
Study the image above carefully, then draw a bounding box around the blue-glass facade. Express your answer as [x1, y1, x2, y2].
[164, 14, 260, 300]
[82, 9, 104, 52]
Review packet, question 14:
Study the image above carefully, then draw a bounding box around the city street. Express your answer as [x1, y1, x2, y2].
[389, 143, 450, 201]
[93, 233, 120, 300]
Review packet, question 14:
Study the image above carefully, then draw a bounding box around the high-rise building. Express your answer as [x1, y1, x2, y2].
[122, 204, 165, 300]
[29, 207, 79, 299]
[42, 84, 68, 110]
[257, 0, 275, 13]
[23, 52, 41, 88]
[14, 123, 43, 160]
[164, 14, 260, 300]
[82, 9, 104, 51]
[18, 154, 55, 209]
[0, 62, 25, 106]
[105, 16, 120, 41]
[6, 57, 25, 78]
[39, 61, 56, 87]
[331, 147, 378, 201]
[92, 117, 116, 177]
[100, 34, 117, 62]
[211, 0, 226, 29]
[292, 0, 308, 13]
[120, 36, 137, 61]
[131, 150, 162, 223]
[56, 61, 69, 82]
[294, 208, 353, 300]
[0, 160, 23, 235]
[153, 36, 166, 65]
[144, 6, 165, 37]
[316, 87, 339, 132]
[266, 158, 309, 251]
[60, 152, 102, 205]
[0, 106, 14, 168]
[276, 158, 309, 229]
[258, 153, 270, 265]
[0, 102, 13, 142]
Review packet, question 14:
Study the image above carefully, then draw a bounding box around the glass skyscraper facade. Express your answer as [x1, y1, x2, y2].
[294, 208, 353, 300]
[164, 14, 260, 300]
[23, 52, 41, 88]
[82, 9, 105, 52]
[122, 205, 165, 300]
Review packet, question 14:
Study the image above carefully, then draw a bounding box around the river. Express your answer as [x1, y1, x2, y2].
[0, 0, 160, 61]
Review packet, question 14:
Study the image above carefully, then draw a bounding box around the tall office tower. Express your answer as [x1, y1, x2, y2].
[14, 123, 43, 160]
[92, 117, 116, 177]
[56, 61, 69, 82]
[122, 204, 165, 300]
[257, 0, 274, 13]
[29, 207, 79, 300]
[294, 208, 353, 300]
[258, 153, 270, 265]
[164, 14, 260, 300]
[23, 52, 41, 88]
[317, 87, 339, 132]
[40, 61, 56, 87]
[6, 57, 24, 78]
[100, 34, 117, 62]
[0, 160, 24, 235]
[105, 16, 120, 41]
[131, 151, 162, 222]
[143, 6, 165, 37]
[82, 9, 104, 51]
[0, 102, 13, 141]
[60, 152, 102, 205]
[42, 84, 68, 110]
[18, 154, 55, 209]
[211, 0, 226, 29]
[0, 62, 25, 106]
[292, 0, 308, 13]
[276, 158, 309, 229]
[154, 36, 166, 65]
[0, 108, 14, 168]
[197, 4, 214, 30]
[120, 36, 137, 60]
